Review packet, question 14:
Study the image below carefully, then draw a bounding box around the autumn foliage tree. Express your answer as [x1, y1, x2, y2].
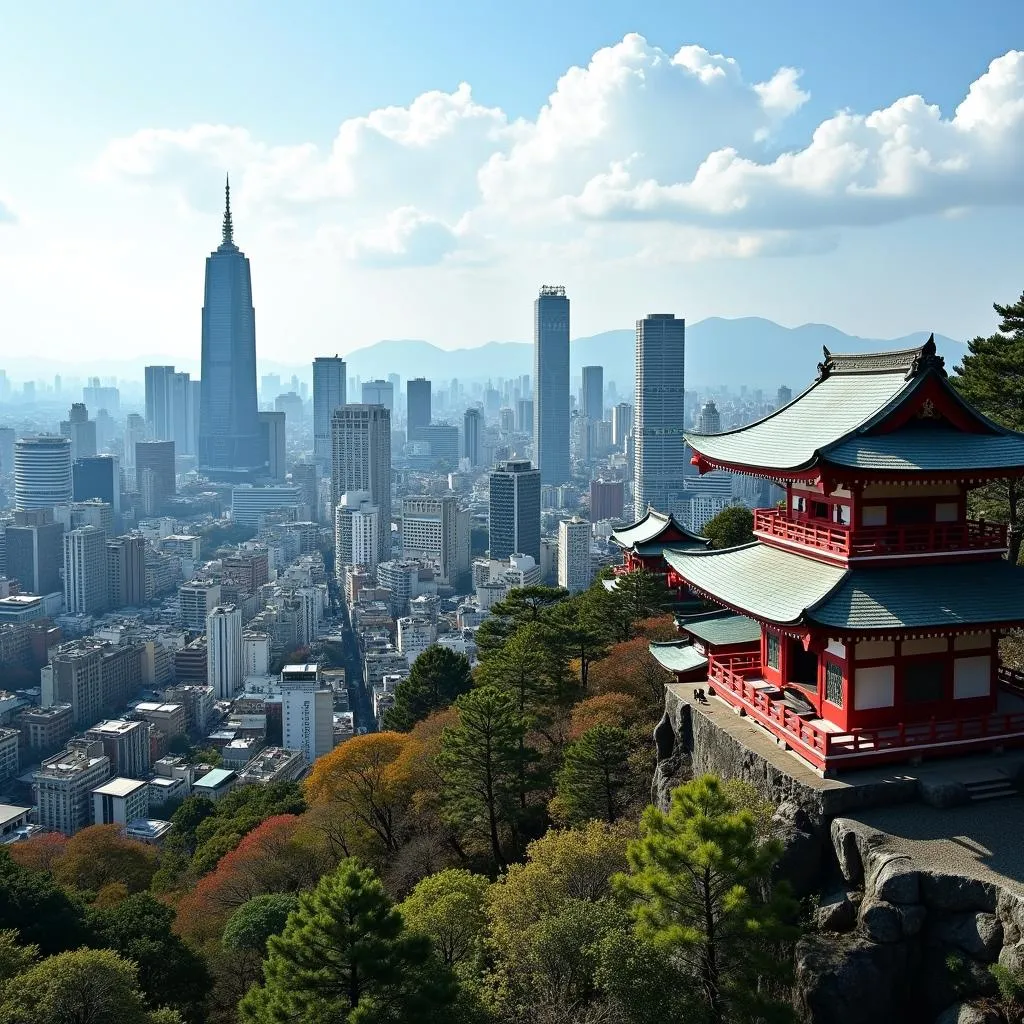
[52, 824, 158, 896]
[589, 637, 674, 715]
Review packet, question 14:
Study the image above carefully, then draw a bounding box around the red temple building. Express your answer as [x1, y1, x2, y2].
[647, 338, 1024, 774]
[610, 508, 708, 575]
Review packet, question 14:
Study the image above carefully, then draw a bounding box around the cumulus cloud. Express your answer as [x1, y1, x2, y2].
[0, 193, 16, 224]
[90, 38, 1024, 266]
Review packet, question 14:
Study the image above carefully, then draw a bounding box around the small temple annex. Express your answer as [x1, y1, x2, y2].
[617, 338, 1024, 775]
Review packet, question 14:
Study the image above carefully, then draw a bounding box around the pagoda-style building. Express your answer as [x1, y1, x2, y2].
[651, 338, 1024, 773]
[610, 508, 709, 574]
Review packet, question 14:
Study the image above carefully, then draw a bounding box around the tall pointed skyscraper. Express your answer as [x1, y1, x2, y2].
[198, 176, 263, 479]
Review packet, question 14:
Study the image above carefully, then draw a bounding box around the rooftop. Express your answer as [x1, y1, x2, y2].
[0, 804, 30, 828]
[87, 719, 144, 736]
[194, 767, 237, 789]
[678, 612, 763, 647]
[92, 777, 147, 798]
[124, 819, 173, 841]
[610, 508, 708, 551]
[648, 642, 708, 674]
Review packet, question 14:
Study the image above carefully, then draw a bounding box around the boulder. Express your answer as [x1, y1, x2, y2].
[870, 854, 920, 905]
[772, 800, 824, 898]
[921, 945, 998, 1015]
[831, 818, 863, 884]
[859, 898, 904, 944]
[932, 913, 1004, 962]
[921, 873, 998, 914]
[816, 888, 857, 933]
[997, 890, 1024, 946]
[794, 933, 910, 1024]
[901, 904, 928, 938]
[934, 1003, 1000, 1024]
[918, 778, 969, 809]
[998, 940, 1024, 975]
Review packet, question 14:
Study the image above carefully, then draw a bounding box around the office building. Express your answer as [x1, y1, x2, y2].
[0, 729, 18, 785]
[414, 424, 459, 466]
[489, 459, 541, 563]
[407, 378, 431, 439]
[35, 740, 111, 835]
[463, 408, 482, 466]
[92, 777, 149, 826]
[312, 356, 346, 468]
[634, 313, 687, 519]
[589, 479, 625, 522]
[612, 402, 633, 448]
[179, 579, 222, 631]
[106, 535, 147, 609]
[17, 704, 73, 758]
[0, 427, 15, 476]
[258, 411, 286, 482]
[135, 440, 175, 513]
[515, 398, 533, 434]
[290, 462, 320, 522]
[397, 616, 435, 666]
[42, 639, 143, 726]
[123, 414, 146, 475]
[400, 494, 460, 585]
[335, 491, 380, 571]
[72, 455, 121, 519]
[281, 664, 334, 764]
[144, 365, 175, 439]
[360, 379, 394, 414]
[135, 701, 187, 739]
[60, 403, 97, 462]
[54, 499, 113, 540]
[5, 509, 63, 595]
[698, 400, 721, 434]
[222, 550, 269, 595]
[533, 285, 570, 485]
[63, 526, 108, 615]
[169, 370, 197, 456]
[14, 435, 72, 510]
[198, 178, 263, 478]
[331, 406, 391, 563]
[230, 484, 304, 526]
[581, 366, 603, 422]
[207, 604, 243, 700]
[85, 719, 150, 779]
[558, 516, 592, 593]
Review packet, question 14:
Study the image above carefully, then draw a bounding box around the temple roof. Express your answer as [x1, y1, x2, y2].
[679, 612, 762, 647]
[663, 542, 1024, 633]
[685, 338, 1024, 477]
[610, 508, 708, 551]
[649, 642, 708, 674]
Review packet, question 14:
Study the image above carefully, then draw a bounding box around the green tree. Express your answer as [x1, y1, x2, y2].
[702, 505, 755, 550]
[238, 859, 456, 1024]
[383, 646, 473, 732]
[952, 290, 1024, 564]
[438, 686, 526, 870]
[604, 570, 671, 637]
[399, 869, 489, 979]
[0, 850, 90, 954]
[555, 725, 632, 825]
[475, 585, 569, 660]
[223, 893, 301, 956]
[544, 594, 610, 690]
[0, 930, 38, 993]
[616, 775, 798, 1024]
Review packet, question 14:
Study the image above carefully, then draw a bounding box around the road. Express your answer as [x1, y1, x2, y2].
[322, 576, 375, 733]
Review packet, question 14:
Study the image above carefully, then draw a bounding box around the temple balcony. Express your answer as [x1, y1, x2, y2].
[706, 656, 1024, 773]
[752, 508, 1008, 561]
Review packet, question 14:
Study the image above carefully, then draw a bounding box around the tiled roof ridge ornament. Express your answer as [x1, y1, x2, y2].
[814, 335, 945, 383]
[906, 334, 946, 380]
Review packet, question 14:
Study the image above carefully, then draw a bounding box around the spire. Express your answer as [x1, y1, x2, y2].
[222, 173, 234, 245]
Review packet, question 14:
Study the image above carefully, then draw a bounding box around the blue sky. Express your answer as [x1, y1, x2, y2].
[1, 1, 1023, 370]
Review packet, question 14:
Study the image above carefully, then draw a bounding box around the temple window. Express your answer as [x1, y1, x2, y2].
[903, 659, 945, 703]
[825, 662, 844, 707]
[953, 656, 991, 699]
[854, 665, 894, 709]
[766, 633, 780, 670]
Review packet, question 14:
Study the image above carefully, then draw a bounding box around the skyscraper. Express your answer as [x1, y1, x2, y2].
[558, 516, 592, 593]
[611, 402, 633, 448]
[258, 411, 286, 482]
[64, 526, 108, 615]
[698, 400, 721, 434]
[106, 535, 146, 609]
[331, 406, 392, 564]
[144, 366, 174, 439]
[170, 371, 197, 456]
[135, 441, 175, 514]
[198, 177, 263, 478]
[407, 378, 431, 439]
[463, 408, 482, 466]
[281, 664, 334, 764]
[533, 286, 570, 485]
[207, 604, 243, 700]
[581, 366, 604, 422]
[60, 404, 97, 462]
[6, 509, 64, 595]
[73, 455, 121, 519]
[14, 435, 72, 510]
[488, 458, 541, 563]
[313, 356, 346, 468]
[634, 314, 687, 519]
[401, 494, 458, 584]
[361, 380, 394, 414]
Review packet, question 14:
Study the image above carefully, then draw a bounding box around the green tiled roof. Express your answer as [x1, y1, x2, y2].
[649, 642, 708, 674]
[663, 544, 845, 625]
[825, 429, 1024, 472]
[665, 542, 1024, 633]
[680, 613, 762, 647]
[611, 509, 707, 550]
[633, 538, 706, 557]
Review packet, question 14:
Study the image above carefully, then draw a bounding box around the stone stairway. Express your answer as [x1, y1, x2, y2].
[963, 776, 1019, 802]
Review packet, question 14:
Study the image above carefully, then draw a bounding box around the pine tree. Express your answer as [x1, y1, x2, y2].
[555, 724, 632, 824]
[702, 505, 755, 549]
[383, 646, 472, 732]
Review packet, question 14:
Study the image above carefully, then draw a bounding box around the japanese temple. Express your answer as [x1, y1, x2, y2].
[644, 337, 1024, 774]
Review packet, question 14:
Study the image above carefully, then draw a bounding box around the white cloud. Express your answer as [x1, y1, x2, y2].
[88, 39, 1024, 268]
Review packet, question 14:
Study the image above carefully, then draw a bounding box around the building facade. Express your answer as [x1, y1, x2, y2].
[63, 525, 108, 615]
[281, 664, 334, 764]
[334, 491, 380, 572]
[533, 285, 571, 485]
[558, 516, 592, 594]
[400, 494, 459, 584]
[14, 435, 73, 510]
[581, 365, 603, 422]
[488, 459, 541, 563]
[463, 408, 482, 466]
[207, 604, 243, 700]
[407, 378, 431, 439]
[313, 356, 346, 468]
[331, 405, 392, 563]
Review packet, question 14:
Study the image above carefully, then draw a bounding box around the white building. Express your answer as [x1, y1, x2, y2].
[397, 617, 436, 666]
[92, 777, 149, 825]
[243, 630, 271, 676]
[14, 435, 73, 510]
[35, 740, 111, 835]
[558, 516, 592, 594]
[207, 604, 243, 700]
[400, 495, 460, 585]
[180, 579, 222, 632]
[63, 526, 108, 615]
[281, 664, 334, 764]
[231, 485, 306, 526]
[500, 553, 542, 590]
[334, 491, 379, 573]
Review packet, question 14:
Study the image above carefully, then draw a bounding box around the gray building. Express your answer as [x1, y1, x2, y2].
[313, 356, 346, 468]
[463, 408, 482, 466]
[14, 435, 72, 510]
[634, 313, 687, 519]
[198, 177, 263, 478]
[533, 285, 570, 485]
[144, 365, 175, 440]
[361, 380, 394, 415]
[258, 411, 286, 482]
[407, 378, 431, 439]
[6, 509, 63, 595]
[581, 365, 603, 422]
[489, 458, 540, 563]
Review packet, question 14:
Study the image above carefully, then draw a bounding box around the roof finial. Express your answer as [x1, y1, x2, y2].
[222, 173, 234, 245]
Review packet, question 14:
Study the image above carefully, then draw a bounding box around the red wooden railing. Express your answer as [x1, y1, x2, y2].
[753, 509, 1007, 559]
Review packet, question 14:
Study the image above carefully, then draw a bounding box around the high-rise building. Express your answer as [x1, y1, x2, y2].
[180, 579, 222, 632]
[34, 740, 111, 835]
[313, 356, 346, 468]
[331, 406, 391, 564]
[407, 378, 431, 439]
[54, 500, 113, 540]
[515, 399, 533, 434]
[14, 435, 72, 510]
[281, 663, 334, 764]
[136, 440, 175, 515]
[207, 604, 243, 700]
[463, 408, 482, 466]
[698, 400, 721, 434]
[558, 516, 592, 593]
[533, 285, 570, 485]
[258, 411, 286, 482]
[361, 380, 394, 414]
[612, 402, 634, 448]
[401, 494, 459, 584]
[589, 479, 625, 522]
[777, 385, 793, 408]
[290, 463, 320, 522]
[60, 404, 97, 462]
[170, 371, 197, 456]
[72, 455, 121, 519]
[488, 459, 541, 563]
[144, 366, 175, 440]
[5, 509, 63, 595]
[64, 525, 108, 615]
[0, 427, 15, 476]
[123, 415, 146, 475]
[198, 178, 263, 478]
[334, 491, 380, 572]
[106, 535, 147, 609]
[634, 313, 687, 519]
[581, 366, 604, 422]
[84, 719, 150, 779]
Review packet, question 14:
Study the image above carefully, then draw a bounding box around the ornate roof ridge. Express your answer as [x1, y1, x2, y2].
[817, 335, 945, 382]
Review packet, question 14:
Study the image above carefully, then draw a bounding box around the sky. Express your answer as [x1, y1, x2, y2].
[1, 0, 1023, 372]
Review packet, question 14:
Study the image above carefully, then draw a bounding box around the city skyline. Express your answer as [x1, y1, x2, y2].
[1, 6, 1023, 363]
